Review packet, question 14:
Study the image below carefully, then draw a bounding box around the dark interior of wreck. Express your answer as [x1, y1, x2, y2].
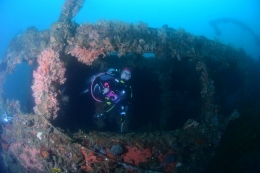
[51, 54, 202, 133]
[1, 0, 260, 172]
[5, 51, 246, 133]
[6, 46, 249, 134]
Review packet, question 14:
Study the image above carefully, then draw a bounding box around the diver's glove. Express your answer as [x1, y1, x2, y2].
[120, 111, 126, 123]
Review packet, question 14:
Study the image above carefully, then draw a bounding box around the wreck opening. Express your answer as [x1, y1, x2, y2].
[1, 0, 260, 172]
[2, 62, 34, 113]
[48, 51, 201, 133]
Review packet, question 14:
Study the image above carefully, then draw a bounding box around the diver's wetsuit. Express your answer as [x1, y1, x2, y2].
[91, 70, 132, 118]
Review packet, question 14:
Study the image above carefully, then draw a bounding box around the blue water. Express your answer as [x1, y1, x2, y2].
[0, 1, 260, 172]
[0, 0, 260, 59]
[3, 62, 32, 112]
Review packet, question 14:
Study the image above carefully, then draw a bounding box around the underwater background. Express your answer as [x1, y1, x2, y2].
[1, 0, 260, 59]
[0, 0, 260, 173]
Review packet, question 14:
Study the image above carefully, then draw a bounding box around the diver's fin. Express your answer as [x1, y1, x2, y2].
[120, 122, 124, 133]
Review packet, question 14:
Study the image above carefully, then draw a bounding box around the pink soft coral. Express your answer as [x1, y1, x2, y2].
[122, 146, 152, 165]
[31, 48, 66, 119]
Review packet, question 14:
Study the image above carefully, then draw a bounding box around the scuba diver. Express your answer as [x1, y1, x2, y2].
[0, 111, 13, 125]
[89, 67, 133, 133]
[0, 111, 11, 172]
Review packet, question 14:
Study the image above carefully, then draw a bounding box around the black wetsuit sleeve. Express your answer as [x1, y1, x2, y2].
[92, 73, 117, 101]
[92, 75, 105, 100]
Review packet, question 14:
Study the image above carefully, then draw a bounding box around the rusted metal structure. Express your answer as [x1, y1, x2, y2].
[0, 0, 259, 172]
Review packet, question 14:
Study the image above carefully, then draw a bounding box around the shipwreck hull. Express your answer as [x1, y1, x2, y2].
[1, 0, 260, 172]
